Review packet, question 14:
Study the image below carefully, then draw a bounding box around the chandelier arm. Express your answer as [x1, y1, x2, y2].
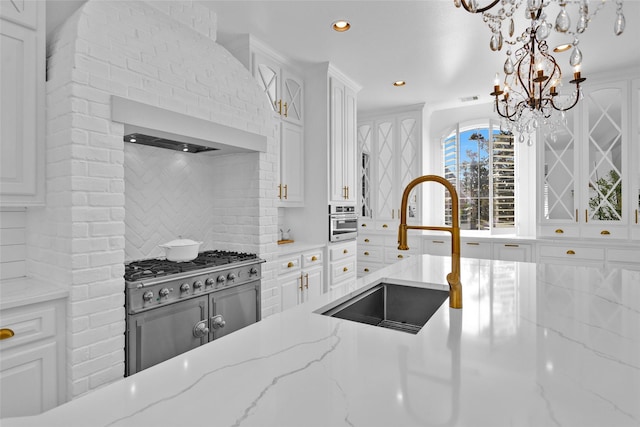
[494, 97, 521, 121]
[550, 85, 582, 112]
[459, 0, 501, 14]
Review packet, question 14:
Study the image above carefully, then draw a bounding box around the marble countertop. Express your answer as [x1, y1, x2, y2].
[0, 277, 68, 311]
[3, 255, 639, 427]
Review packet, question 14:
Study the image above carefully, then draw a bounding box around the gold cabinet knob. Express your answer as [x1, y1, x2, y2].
[555, 229, 564, 234]
[364, 268, 369, 272]
[311, 256, 318, 261]
[343, 249, 348, 254]
[287, 261, 294, 268]
[382, 224, 388, 228]
[600, 230, 610, 235]
[364, 238, 370, 243]
[361, 223, 367, 227]
[364, 251, 370, 256]
[0, 328, 15, 340]
[397, 254, 404, 259]
[343, 267, 348, 272]
[566, 250, 576, 255]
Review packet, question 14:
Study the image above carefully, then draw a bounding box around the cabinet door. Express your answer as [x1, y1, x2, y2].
[358, 122, 373, 218]
[279, 122, 304, 205]
[0, 0, 37, 28]
[282, 69, 303, 125]
[632, 79, 640, 240]
[376, 119, 395, 221]
[329, 79, 346, 203]
[303, 267, 323, 304]
[210, 283, 259, 340]
[0, 19, 38, 200]
[252, 50, 280, 115]
[280, 273, 302, 311]
[398, 114, 421, 224]
[0, 342, 57, 417]
[344, 85, 357, 202]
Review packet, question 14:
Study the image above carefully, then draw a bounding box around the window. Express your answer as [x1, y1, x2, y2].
[442, 121, 515, 232]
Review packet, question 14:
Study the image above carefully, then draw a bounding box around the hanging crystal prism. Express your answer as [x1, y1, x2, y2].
[453, 0, 462, 8]
[490, 32, 503, 51]
[577, 13, 588, 33]
[467, 0, 478, 13]
[536, 20, 550, 40]
[614, 12, 625, 35]
[504, 53, 514, 75]
[555, 6, 570, 33]
[509, 18, 515, 37]
[569, 46, 583, 67]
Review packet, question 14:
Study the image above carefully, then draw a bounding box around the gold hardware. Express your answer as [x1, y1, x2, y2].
[304, 273, 309, 289]
[343, 267, 348, 272]
[284, 184, 288, 200]
[566, 250, 576, 255]
[392, 210, 394, 219]
[382, 224, 388, 228]
[284, 102, 288, 118]
[0, 328, 15, 340]
[346, 186, 349, 199]
[637, 209, 639, 224]
[277, 99, 283, 115]
[364, 238, 370, 243]
[278, 184, 282, 199]
[585, 209, 588, 223]
[287, 261, 294, 268]
[398, 175, 462, 309]
[364, 268, 369, 272]
[362, 223, 367, 227]
[433, 240, 444, 244]
[397, 254, 403, 259]
[575, 209, 578, 223]
[343, 186, 347, 199]
[504, 244, 519, 248]
[555, 229, 564, 234]
[600, 230, 610, 235]
[311, 256, 318, 261]
[364, 251, 370, 256]
[343, 249, 348, 254]
[466, 242, 480, 246]
[298, 275, 303, 291]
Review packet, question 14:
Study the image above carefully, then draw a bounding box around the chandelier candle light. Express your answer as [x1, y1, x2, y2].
[455, 0, 626, 145]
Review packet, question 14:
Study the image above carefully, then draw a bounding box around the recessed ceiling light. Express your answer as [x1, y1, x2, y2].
[332, 20, 351, 32]
[393, 80, 406, 87]
[553, 43, 572, 53]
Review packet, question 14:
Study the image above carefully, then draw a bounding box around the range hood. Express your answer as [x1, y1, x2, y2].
[111, 96, 267, 155]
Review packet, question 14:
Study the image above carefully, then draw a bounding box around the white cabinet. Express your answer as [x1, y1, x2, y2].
[0, 0, 45, 206]
[329, 77, 357, 204]
[279, 248, 323, 311]
[0, 298, 66, 417]
[279, 121, 304, 204]
[631, 78, 640, 240]
[493, 242, 532, 262]
[328, 241, 356, 296]
[537, 243, 606, 267]
[538, 78, 633, 241]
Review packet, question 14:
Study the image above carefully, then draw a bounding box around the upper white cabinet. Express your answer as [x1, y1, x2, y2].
[632, 78, 640, 240]
[223, 35, 304, 206]
[0, 0, 45, 206]
[329, 77, 357, 204]
[538, 79, 634, 240]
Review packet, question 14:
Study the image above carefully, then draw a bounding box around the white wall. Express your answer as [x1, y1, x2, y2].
[0, 209, 27, 279]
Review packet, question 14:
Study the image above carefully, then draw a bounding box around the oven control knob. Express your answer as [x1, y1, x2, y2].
[205, 278, 215, 287]
[180, 283, 190, 293]
[159, 288, 173, 298]
[193, 280, 203, 290]
[142, 291, 153, 302]
[216, 275, 226, 285]
[193, 321, 209, 338]
[211, 315, 226, 329]
[249, 267, 258, 276]
[227, 273, 236, 281]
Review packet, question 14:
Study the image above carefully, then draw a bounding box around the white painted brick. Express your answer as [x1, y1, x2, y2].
[72, 266, 112, 285]
[73, 237, 110, 254]
[71, 378, 89, 397]
[126, 57, 158, 78]
[71, 294, 122, 318]
[87, 162, 124, 179]
[75, 55, 110, 79]
[72, 347, 91, 365]
[89, 307, 124, 327]
[71, 113, 110, 134]
[71, 83, 110, 103]
[89, 336, 124, 360]
[71, 316, 89, 333]
[71, 351, 114, 379]
[127, 86, 159, 105]
[88, 193, 124, 207]
[89, 363, 124, 390]
[71, 177, 109, 192]
[71, 254, 89, 269]
[70, 283, 88, 300]
[109, 66, 142, 88]
[89, 251, 123, 268]
[89, 221, 125, 237]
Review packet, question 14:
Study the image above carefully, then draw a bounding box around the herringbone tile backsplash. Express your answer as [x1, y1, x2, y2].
[124, 143, 260, 261]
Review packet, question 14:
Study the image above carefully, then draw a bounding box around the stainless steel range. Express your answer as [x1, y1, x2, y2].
[124, 250, 264, 376]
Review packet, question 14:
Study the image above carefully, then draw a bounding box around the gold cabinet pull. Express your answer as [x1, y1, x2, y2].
[364, 251, 370, 256]
[346, 186, 349, 199]
[287, 261, 294, 268]
[361, 223, 367, 227]
[278, 184, 282, 199]
[585, 209, 588, 223]
[555, 229, 564, 234]
[364, 268, 369, 272]
[277, 99, 283, 115]
[600, 230, 610, 235]
[466, 242, 480, 246]
[433, 240, 444, 244]
[636, 209, 639, 224]
[0, 328, 15, 340]
[504, 244, 520, 248]
[391, 210, 394, 219]
[304, 273, 309, 289]
[311, 255, 318, 261]
[283, 102, 288, 117]
[397, 254, 404, 259]
[343, 249, 348, 254]
[382, 224, 388, 228]
[575, 209, 578, 223]
[343, 267, 348, 272]
[364, 238, 370, 243]
[283, 184, 288, 200]
[566, 250, 576, 255]
[298, 274, 303, 291]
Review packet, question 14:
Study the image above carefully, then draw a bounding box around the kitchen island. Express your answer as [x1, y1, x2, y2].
[3, 255, 639, 427]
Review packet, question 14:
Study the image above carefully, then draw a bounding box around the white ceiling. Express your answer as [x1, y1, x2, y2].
[47, 0, 640, 114]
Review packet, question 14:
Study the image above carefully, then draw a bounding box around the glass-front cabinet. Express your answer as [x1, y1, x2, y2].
[538, 79, 632, 240]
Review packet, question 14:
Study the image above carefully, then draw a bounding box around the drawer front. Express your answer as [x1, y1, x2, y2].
[375, 221, 397, 232]
[461, 241, 492, 259]
[357, 262, 381, 276]
[278, 256, 301, 275]
[329, 243, 356, 262]
[424, 238, 451, 256]
[581, 226, 628, 240]
[301, 251, 323, 268]
[493, 243, 532, 262]
[384, 250, 411, 264]
[331, 258, 356, 284]
[538, 245, 605, 261]
[359, 247, 383, 263]
[383, 235, 421, 252]
[607, 248, 640, 265]
[0, 304, 57, 351]
[539, 225, 580, 239]
[358, 234, 381, 246]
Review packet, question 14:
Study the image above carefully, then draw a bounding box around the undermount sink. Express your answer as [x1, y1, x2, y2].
[320, 283, 449, 334]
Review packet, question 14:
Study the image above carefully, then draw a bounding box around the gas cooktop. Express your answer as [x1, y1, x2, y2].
[124, 250, 259, 282]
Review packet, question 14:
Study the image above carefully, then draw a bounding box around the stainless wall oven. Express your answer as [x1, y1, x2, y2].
[329, 205, 358, 242]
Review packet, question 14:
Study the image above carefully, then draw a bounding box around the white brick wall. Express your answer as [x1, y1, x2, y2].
[27, 0, 279, 401]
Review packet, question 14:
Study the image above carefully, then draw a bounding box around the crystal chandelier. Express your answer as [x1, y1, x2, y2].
[454, 0, 626, 145]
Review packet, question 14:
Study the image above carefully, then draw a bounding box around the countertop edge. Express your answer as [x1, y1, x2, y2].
[0, 277, 68, 311]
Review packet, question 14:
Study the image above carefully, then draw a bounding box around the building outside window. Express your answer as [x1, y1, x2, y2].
[442, 121, 515, 232]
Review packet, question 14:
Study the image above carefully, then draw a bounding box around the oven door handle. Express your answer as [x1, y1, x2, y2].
[211, 314, 226, 329]
[193, 320, 210, 338]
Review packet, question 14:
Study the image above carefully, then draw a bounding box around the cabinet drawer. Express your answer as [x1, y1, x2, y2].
[424, 238, 451, 256]
[384, 250, 411, 264]
[383, 235, 420, 251]
[330, 258, 356, 284]
[0, 304, 57, 351]
[278, 256, 301, 274]
[539, 245, 605, 261]
[358, 234, 381, 246]
[357, 262, 381, 276]
[375, 221, 397, 232]
[607, 248, 640, 266]
[493, 243, 532, 262]
[301, 251, 322, 268]
[581, 226, 628, 240]
[461, 241, 492, 259]
[359, 247, 383, 262]
[539, 225, 580, 238]
[329, 243, 356, 262]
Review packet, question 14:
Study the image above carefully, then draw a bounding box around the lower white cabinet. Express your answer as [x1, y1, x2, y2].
[279, 248, 323, 311]
[537, 243, 606, 267]
[0, 298, 66, 417]
[357, 230, 420, 277]
[493, 243, 532, 262]
[328, 241, 357, 295]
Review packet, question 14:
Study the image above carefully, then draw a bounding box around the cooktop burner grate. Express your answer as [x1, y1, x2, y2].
[124, 250, 259, 282]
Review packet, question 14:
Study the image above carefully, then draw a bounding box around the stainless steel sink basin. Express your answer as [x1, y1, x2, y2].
[321, 283, 448, 334]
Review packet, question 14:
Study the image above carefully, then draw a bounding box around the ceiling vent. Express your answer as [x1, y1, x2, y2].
[460, 95, 479, 102]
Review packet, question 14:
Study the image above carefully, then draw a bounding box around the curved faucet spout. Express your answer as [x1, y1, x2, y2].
[397, 175, 462, 309]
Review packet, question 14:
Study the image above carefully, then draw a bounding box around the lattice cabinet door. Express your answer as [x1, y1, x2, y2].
[398, 113, 421, 224]
[375, 120, 395, 221]
[252, 51, 280, 116]
[358, 122, 373, 218]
